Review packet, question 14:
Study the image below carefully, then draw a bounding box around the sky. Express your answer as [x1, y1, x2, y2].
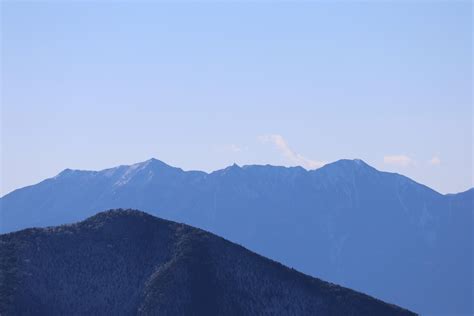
[1, 1, 472, 196]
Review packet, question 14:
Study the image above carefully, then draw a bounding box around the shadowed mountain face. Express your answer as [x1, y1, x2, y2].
[0, 209, 415, 316]
[1, 159, 472, 314]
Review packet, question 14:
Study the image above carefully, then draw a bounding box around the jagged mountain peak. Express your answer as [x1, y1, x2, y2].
[318, 158, 375, 172]
[140, 157, 175, 169]
[52, 158, 383, 184]
[55, 168, 92, 177]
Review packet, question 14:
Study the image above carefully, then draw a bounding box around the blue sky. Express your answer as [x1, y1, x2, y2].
[1, 1, 472, 195]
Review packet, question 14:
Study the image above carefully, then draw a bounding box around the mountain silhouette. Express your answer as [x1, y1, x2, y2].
[1, 158, 472, 314]
[0, 209, 415, 315]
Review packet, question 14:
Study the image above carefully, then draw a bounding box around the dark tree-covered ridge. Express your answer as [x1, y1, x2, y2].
[0, 209, 416, 315]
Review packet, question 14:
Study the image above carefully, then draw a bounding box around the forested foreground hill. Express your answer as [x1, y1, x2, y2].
[0, 209, 415, 315]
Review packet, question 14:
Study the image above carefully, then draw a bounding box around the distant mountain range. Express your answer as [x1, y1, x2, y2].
[1, 158, 472, 314]
[0, 209, 415, 315]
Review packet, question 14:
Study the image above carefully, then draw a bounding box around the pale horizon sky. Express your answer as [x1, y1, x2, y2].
[1, 1, 472, 196]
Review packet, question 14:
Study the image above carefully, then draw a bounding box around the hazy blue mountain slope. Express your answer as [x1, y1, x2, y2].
[1, 158, 472, 315]
[0, 209, 415, 316]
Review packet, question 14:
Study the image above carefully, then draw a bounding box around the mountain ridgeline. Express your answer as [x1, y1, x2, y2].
[0, 209, 415, 315]
[1, 158, 472, 314]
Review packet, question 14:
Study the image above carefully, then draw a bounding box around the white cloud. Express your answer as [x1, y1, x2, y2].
[428, 156, 441, 166]
[227, 144, 242, 153]
[258, 134, 325, 169]
[216, 144, 246, 153]
[383, 155, 414, 167]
